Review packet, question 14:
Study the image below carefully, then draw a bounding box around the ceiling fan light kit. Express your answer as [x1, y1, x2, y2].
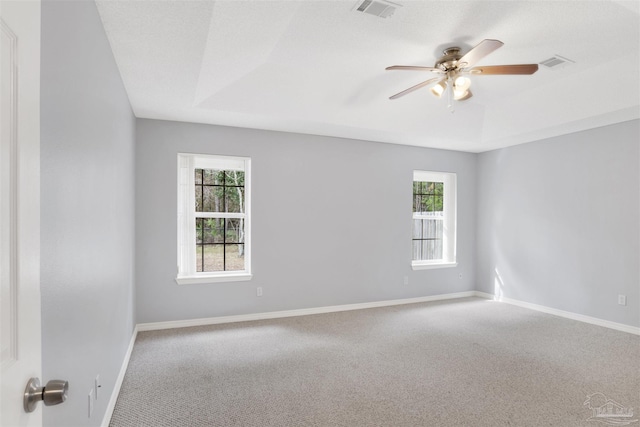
[454, 76, 471, 93]
[386, 39, 539, 111]
[430, 81, 446, 98]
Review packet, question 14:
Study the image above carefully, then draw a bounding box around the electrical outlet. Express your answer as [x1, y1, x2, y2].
[256, 287, 263, 297]
[88, 389, 94, 417]
[95, 375, 100, 399]
[403, 276, 409, 285]
[618, 295, 627, 306]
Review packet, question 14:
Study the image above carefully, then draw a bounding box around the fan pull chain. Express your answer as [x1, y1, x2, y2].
[447, 75, 455, 113]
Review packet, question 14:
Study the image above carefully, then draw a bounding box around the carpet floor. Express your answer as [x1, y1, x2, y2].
[109, 298, 640, 426]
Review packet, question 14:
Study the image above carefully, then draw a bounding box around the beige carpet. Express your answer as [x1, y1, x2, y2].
[110, 298, 640, 426]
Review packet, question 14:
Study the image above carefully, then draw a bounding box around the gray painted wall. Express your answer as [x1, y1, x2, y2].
[476, 120, 640, 327]
[41, 1, 136, 426]
[135, 119, 477, 323]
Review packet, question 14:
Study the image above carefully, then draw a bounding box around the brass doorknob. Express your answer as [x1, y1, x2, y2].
[24, 378, 69, 413]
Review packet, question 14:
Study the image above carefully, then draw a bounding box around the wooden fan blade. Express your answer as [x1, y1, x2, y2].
[389, 77, 443, 100]
[468, 64, 539, 75]
[458, 39, 504, 68]
[386, 65, 443, 73]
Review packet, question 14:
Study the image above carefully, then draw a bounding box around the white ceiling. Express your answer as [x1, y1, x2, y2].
[95, 0, 640, 153]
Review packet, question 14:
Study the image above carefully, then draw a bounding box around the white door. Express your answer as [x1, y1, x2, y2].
[1, 0, 42, 426]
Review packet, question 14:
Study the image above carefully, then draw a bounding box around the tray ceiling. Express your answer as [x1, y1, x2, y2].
[96, 0, 640, 152]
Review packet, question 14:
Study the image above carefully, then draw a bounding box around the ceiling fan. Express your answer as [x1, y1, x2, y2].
[386, 39, 538, 109]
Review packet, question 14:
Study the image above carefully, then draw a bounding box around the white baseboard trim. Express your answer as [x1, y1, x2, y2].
[474, 291, 640, 336]
[137, 291, 477, 332]
[101, 325, 139, 427]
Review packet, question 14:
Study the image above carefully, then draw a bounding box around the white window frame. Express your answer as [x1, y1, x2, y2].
[176, 153, 252, 284]
[412, 170, 457, 270]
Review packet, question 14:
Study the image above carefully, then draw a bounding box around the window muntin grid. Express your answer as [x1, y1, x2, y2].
[195, 169, 246, 272]
[412, 181, 444, 261]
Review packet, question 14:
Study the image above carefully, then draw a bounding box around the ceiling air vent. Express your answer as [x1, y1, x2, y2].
[354, 0, 401, 18]
[540, 55, 575, 70]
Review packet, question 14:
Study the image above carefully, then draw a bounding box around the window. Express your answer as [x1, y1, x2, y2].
[177, 154, 251, 284]
[412, 170, 457, 269]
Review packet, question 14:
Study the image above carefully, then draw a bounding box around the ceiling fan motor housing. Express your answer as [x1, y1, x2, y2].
[435, 47, 463, 71]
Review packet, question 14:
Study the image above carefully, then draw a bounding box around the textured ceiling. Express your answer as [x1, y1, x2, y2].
[96, 0, 640, 153]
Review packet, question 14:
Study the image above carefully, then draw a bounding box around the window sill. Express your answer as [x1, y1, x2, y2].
[175, 273, 253, 285]
[411, 261, 458, 271]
